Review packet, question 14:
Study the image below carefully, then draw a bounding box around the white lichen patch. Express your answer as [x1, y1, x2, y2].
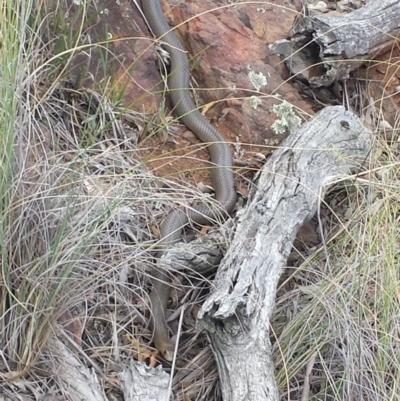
[248, 96, 262, 110]
[271, 100, 302, 135]
[247, 67, 267, 92]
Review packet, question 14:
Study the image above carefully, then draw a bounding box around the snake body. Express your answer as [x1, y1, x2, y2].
[142, 0, 236, 361]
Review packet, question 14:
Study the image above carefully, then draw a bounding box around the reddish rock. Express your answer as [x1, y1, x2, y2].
[65, 0, 315, 185]
[165, 0, 314, 147]
[66, 0, 163, 111]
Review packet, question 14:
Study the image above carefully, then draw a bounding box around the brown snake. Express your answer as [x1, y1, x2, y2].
[142, 0, 236, 360]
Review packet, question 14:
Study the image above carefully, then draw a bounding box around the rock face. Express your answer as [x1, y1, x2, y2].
[66, 0, 314, 158]
[153, 0, 314, 146]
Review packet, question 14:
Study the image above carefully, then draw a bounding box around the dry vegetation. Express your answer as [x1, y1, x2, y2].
[0, 1, 399, 400]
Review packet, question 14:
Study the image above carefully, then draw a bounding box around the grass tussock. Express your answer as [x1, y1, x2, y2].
[0, 1, 399, 401]
[274, 138, 400, 399]
[0, 1, 224, 399]
[1, 0, 153, 376]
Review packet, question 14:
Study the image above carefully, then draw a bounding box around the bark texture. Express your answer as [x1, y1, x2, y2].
[47, 338, 107, 401]
[270, 0, 400, 86]
[119, 360, 170, 401]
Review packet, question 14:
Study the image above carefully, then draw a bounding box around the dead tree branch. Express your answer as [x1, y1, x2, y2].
[198, 105, 372, 401]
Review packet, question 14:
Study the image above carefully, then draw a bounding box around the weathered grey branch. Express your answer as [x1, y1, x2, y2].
[270, 0, 400, 86]
[197, 106, 371, 401]
[156, 221, 234, 276]
[119, 361, 170, 401]
[47, 338, 107, 401]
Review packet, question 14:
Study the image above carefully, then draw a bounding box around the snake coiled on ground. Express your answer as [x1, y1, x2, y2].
[142, 0, 236, 361]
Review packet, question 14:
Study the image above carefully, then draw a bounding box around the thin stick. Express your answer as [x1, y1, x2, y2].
[167, 304, 185, 400]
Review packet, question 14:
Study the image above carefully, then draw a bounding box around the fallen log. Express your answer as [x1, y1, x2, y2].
[270, 0, 400, 87]
[130, 105, 371, 401]
[198, 105, 371, 401]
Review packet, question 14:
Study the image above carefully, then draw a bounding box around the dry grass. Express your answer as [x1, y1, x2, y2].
[273, 112, 400, 398]
[0, 1, 399, 401]
[0, 1, 224, 399]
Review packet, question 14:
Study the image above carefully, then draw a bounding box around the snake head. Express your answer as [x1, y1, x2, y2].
[161, 343, 175, 361]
